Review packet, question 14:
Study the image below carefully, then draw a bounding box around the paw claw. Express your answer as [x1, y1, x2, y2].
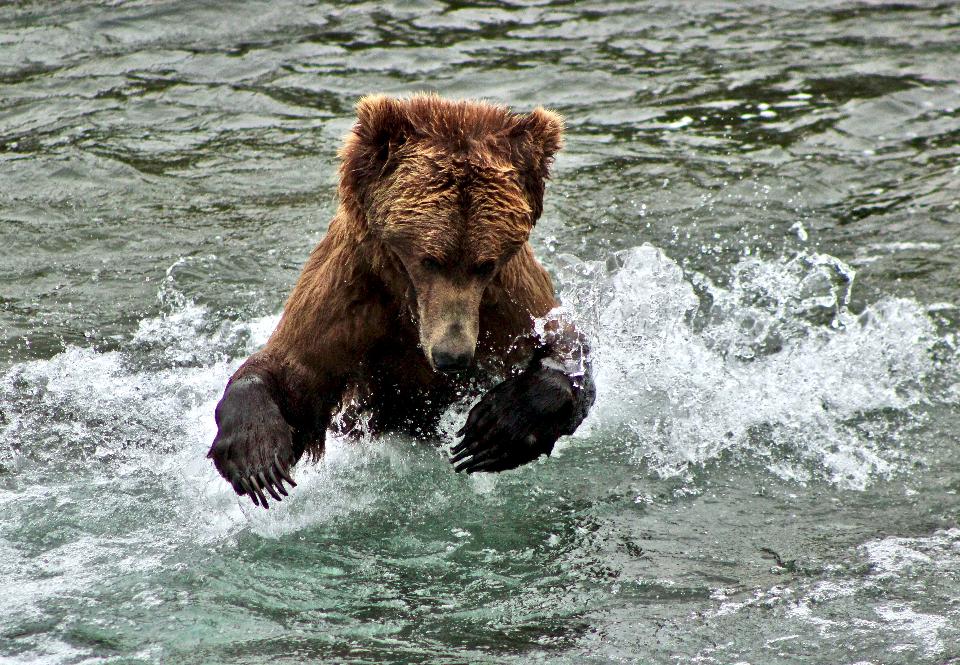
[450, 447, 472, 464]
[249, 475, 270, 509]
[260, 471, 282, 502]
[274, 465, 294, 487]
[208, 376, 300, 508]
[268, 468, 289, 497]
[240, 478, 259, 506]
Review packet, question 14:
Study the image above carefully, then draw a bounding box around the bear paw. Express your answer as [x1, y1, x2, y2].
[450, 367, 575, 473]
[207, 375, 299, 509]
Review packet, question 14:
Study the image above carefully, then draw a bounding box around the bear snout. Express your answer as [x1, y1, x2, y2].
[431, 347, 474, 374]
[416, 289, 482, 374]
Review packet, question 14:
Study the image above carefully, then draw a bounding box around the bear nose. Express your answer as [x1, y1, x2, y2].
[432, 349, 473, 374]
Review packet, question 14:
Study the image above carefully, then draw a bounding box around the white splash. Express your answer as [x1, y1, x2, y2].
[554, 245, 944, 488]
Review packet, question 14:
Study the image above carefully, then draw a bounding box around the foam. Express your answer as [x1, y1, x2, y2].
[553, 245, 949, 488]
[703, 529, 960, 659]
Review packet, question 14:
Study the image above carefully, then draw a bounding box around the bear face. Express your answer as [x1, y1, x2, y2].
[373, 150, 528, 372]
[338, 94, 564, 373]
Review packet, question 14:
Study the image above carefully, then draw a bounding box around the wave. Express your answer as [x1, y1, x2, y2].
[554, 245, 954, 489]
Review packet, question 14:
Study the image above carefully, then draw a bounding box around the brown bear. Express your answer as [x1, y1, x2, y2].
[207, 94, 595, 508]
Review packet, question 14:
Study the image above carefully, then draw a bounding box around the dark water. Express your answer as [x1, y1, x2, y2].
[2, 1, 959, 663]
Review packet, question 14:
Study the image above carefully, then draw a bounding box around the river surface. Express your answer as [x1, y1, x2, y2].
[1, 1, 959, 663]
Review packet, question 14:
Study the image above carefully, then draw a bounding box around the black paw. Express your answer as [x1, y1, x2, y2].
[450, 367, 575, 473]
[207, 375, 300, 509]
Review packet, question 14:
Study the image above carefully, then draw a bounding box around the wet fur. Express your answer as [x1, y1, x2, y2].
[208, 94, 593, 507]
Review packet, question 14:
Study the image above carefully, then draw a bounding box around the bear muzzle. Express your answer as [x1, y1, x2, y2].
[414, 282, 482, 375]
[431, 347, 474, 374]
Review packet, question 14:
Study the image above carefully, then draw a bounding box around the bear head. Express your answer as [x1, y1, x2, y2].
[338, 94, 564, 374]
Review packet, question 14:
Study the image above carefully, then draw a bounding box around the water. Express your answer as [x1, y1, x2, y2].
[1, 1, 959, 663]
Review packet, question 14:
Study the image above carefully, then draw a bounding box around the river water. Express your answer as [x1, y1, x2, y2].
[1, 1, 959, 663]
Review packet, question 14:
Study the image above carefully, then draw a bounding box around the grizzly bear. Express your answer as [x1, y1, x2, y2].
[207, 94, 595, 508]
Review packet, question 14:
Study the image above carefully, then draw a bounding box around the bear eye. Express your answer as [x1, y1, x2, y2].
[472, 261, 496, 278]
[421, 256, 443, 271]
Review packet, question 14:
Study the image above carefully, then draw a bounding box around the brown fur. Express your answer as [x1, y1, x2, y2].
[207, 95, 596, 506]
[209, 95, 576, 496]
[222, 94, 566, 459]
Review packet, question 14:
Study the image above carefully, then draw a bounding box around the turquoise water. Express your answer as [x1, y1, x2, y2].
[1, 2, 959, 663]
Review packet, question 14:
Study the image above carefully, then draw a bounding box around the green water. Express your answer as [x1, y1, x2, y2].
[1, 1, 959, 663]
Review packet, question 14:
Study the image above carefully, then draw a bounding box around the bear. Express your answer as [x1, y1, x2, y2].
[207, 94, 595, 508]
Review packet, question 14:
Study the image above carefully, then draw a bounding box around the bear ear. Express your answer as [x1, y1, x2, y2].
[353, 95, 414, 157]
[509, 107, 565, 222]
[340, 95, 415, 206]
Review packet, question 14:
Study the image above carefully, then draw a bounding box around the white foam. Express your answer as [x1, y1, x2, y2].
[554, 245, 947, 488]
[703, 528, 960, 658]
[860, 529, 960, 578]
[874, 604, 948, 656]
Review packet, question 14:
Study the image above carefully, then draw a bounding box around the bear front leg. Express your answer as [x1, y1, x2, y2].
[207, 369, 302, 509]
[451, 315, 595, 473]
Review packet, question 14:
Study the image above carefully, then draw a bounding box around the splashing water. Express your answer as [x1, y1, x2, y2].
[0, 242, 957, 663]
[0, 243, 952, 520]
[555, 245, 941, 488]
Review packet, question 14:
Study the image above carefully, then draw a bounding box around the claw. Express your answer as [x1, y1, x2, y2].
[249, 475, 270, 509]
[452, 437, 486, 463]
[451, 439, 469, 456]
[456, 444, 497, 471]
[465, 452, 513, 474]
[271, 454, 295, 492]
[276, 465, 297, 488]
[240, 478, 259, 506]
[450, 445, 475, 464]
[260, 471, 282, 502]
[268, 467, 289, 496]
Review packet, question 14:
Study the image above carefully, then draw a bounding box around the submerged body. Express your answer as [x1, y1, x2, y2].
[207, 94, 595, 508]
